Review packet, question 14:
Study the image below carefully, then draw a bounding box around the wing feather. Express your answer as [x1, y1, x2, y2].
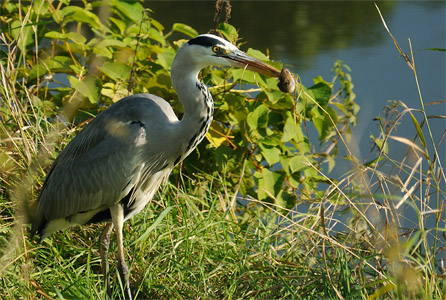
[32, 94, 179, 236]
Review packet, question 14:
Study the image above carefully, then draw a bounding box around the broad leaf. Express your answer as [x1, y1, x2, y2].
[172, 23, 198, 38]
[218, 23, 238, 43]
[11, 20, 34, 53]
[255, 168, 285, 202]
[259, 143, 281, 166]
[289, 155, 308, 174]
[57, 6, 103, 29]
[207, 122, 228, 148]
[114, 0, 145, 23]
[69, 75, 101, 104]
[308, 81, 332, 107]
[282, 112, 299, 142]
[28, 56, 74, 80]
[99, 61, 131, 81]
[44, 31, 67, 40]
[247, 104, 269, 130]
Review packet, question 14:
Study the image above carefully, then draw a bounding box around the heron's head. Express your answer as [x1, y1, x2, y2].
[174, 34, 280, 78]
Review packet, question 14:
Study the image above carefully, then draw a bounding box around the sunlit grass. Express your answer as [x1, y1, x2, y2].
[2, 142, 445, 299]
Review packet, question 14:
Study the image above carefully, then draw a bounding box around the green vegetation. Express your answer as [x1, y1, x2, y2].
[1, 1, 444, 299]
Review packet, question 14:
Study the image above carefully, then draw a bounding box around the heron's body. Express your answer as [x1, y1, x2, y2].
[36, 95, 169, 237]
[34, 91, 211, 238]
[31, 34, 280, 299]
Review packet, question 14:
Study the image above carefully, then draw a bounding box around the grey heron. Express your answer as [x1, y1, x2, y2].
[30, 34, 281, 299]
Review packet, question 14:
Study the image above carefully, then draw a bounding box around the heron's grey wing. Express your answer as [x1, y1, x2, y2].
[35, 94, 178, 224]
[37, 118, 140, 221]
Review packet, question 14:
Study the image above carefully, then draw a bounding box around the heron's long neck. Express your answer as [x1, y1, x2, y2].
[171, 59, 214, 161]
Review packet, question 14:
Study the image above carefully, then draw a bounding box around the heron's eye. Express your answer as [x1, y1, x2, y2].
[212, 46, 221, 54]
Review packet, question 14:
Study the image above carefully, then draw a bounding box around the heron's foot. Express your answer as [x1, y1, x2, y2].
[99, 223, 113, 298]
[117, 261, 132, 300]
[111, 204, 132, 299]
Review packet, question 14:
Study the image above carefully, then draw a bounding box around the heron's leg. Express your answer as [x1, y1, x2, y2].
[99, 222, 114, 298]
[110, 204, 132, 300]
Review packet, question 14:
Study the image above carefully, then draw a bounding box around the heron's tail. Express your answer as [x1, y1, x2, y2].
[26, 199, 46, 241]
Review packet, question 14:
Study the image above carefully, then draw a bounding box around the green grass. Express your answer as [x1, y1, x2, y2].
[1, 156, 445, 299]
[0, 179, 380, 299]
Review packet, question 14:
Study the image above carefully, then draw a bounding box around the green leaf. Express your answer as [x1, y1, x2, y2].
[172, 23, 198, 38]
[230, 68, 267, 85]
[310, 107, 324, 136]
[57, 6, 103, 29]
[93, 45, 113, 59]
[309, 82, 332, 107]
[44, 31, 67, 40]
[320, 106, 337, 142]
[370, 134, 388, 154]
[262, 89, 281, 104]
[282, 112, 299, 142]
[29, 56, 74, 81]
[246, 48, 269, 61]
[68, 75, 101, 104]
[218, 23, 238, 43]
[101, 82, 129, 103]
[10, 20, 35, 53]
[34, 0, 49, 15]
[255, 169, 285, 202]
[310, 104, 336, 142]
[109, 17, 126, 35]
[289, 155, 308, 173]
[276, 190, 297, 209]
[114, 0, 145, 23]
[99, 61, 131, 81]
[259, 143, 281, 166]
[156, 48, 176, 70]
[280, 156, 291, 176]
[215, 146, 240, 171]
[312, 75, 325, 85]
[66, 32, 87, 44]
[239, 175, 255, 197]
[247, 104, 269, 130]
[408, 110, 426, 149]
[327, 155, 336, 173]
[288, 173, 301, 189]
[303, 165, 319, 179]
[99, 39, 128, 48]
[425, 48, 446, 52]
[148, 27, 166, 45]
[207, 121, 233, 148]
[150, 18, 165, 32]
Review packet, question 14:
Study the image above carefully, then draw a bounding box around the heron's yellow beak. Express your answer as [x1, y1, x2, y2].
[224, 49, 280, 78]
